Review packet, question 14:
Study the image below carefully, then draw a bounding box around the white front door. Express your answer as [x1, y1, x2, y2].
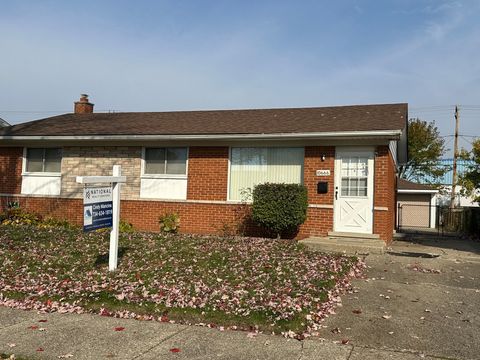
[334, 148, 374, 234]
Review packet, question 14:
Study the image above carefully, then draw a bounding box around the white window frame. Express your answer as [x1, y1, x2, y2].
[340, 155, 369, 198]
[140, 147, 189, 179]
[226, 146, 305, 202]
[22, 147, 62, 177]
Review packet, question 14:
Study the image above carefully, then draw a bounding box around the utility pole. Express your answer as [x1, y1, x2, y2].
[450, 105, 459, 208]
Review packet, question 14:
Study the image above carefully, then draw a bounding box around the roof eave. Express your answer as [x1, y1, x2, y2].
[397, 189, 439, 194]
[0, 129, 403, 141]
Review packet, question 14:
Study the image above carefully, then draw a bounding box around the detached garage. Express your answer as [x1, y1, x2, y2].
[397, 179, 438, 230]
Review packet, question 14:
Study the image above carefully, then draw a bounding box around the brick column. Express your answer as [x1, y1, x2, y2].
[373, 145, 396, 243]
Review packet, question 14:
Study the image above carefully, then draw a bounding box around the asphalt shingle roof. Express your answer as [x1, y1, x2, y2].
[398, 178, 436, 191]
[0, 103, 407, 137]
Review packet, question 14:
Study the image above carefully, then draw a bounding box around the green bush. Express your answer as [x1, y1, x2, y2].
[119, 220, 135, 233]
[40, 217, 74, 229]
[159, 212, 180, 233]
[0, 208, 41, 226]
[252, 183, 308, 238]
[0, 207, 74, 228]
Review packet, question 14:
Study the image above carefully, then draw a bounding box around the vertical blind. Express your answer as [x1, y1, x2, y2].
[229, 147, 304, 201]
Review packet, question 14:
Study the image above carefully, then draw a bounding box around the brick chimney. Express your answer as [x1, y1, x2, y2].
[74, 94, 94, 114]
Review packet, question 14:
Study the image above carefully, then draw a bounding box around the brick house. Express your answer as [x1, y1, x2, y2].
[0, 95, 407, 243]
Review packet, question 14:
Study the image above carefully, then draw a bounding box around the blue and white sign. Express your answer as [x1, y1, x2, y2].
[83, 186, 113, 232]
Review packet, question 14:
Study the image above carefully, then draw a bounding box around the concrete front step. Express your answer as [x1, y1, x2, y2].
[328, 231, 380, 240]
[300, 236, 386, 255]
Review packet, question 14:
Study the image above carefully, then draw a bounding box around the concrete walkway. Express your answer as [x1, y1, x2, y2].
[1, 236, 479, 359]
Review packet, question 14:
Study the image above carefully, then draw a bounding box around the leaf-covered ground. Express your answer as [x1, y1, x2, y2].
[0, 224, 364, 338]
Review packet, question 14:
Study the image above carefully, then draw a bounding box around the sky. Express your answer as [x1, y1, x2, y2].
[1, 0, 479, 154]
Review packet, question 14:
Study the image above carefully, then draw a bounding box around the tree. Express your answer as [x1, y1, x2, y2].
[458, 139, 480, 204]
[399, 118, 447, 184]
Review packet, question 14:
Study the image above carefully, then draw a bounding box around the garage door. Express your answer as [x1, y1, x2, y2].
[397, 194, 432, 228]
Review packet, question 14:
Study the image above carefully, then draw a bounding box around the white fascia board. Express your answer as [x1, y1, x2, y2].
[397, 189, 439, 194]
[0, 130, 402, 141]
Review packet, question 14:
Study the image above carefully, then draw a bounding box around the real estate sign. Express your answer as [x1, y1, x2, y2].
[83, 186, 113, 232]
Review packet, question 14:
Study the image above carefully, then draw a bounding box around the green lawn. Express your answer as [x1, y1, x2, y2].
[0, 224, 363, 337]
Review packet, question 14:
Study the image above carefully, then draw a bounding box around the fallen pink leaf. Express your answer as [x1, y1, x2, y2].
[58, 354, 74, 359]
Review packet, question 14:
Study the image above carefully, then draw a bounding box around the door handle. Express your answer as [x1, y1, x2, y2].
[335, 190, 338, 200]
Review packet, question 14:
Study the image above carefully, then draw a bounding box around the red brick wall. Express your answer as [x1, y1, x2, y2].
[298, 146, 336, 238]
[0, 196, 83, 224]
[121, 200, 242, 233]
[0, 195, 249, 235]
[0, 147, 23, 194]
[0, 145, 397, 242]
[373, 145, 396, 243]
[304, 146, 335, 206]
[297, 208, 334, 238]
[187, 147, 229, 201]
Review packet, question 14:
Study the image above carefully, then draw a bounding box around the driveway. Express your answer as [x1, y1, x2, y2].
[321, 235, 480, 359]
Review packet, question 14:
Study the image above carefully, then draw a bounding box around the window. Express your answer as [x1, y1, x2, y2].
[229, 147, 304, 201]
[25, 148, 62, 173]
[340, 156, 368, 197]
[144, 147, 188, 175]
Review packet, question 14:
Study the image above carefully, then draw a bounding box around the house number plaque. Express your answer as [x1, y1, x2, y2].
[316, 169, 331, 176]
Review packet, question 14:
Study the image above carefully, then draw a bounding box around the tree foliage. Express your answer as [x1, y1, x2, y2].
[399, 118, 447, 184]
[459, 139, 480, 204]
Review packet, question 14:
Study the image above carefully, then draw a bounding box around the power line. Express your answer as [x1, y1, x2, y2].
[460, 135, 478, 146]
[409, 105, 455, 110]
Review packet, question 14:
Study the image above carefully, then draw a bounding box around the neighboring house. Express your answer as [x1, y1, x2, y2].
[0, 117, 10, 127]
[416, 158, 479, 207]
[397, 178, 439, 229]
[0, 95, 408, 243]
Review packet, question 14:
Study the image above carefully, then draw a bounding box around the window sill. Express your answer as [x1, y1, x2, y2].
[141, 174, 187, 180]
[22, 172, 61, 177]
[226, 199, 251, 204]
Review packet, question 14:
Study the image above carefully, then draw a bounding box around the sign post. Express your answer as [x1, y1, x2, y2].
[109, 165, 121, 271]
[76, 165, 126, 271]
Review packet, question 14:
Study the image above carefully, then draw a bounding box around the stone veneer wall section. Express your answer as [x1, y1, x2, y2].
[61, 146, 142, 199]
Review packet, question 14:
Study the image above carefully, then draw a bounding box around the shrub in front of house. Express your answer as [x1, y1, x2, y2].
[159, 212, 180, 233]
[0, 207, 74, 229]
[0, 207, 41, 226]
[252, 183, 308, 238]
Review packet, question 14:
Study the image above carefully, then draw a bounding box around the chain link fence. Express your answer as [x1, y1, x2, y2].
[398, 204, 480, 236]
